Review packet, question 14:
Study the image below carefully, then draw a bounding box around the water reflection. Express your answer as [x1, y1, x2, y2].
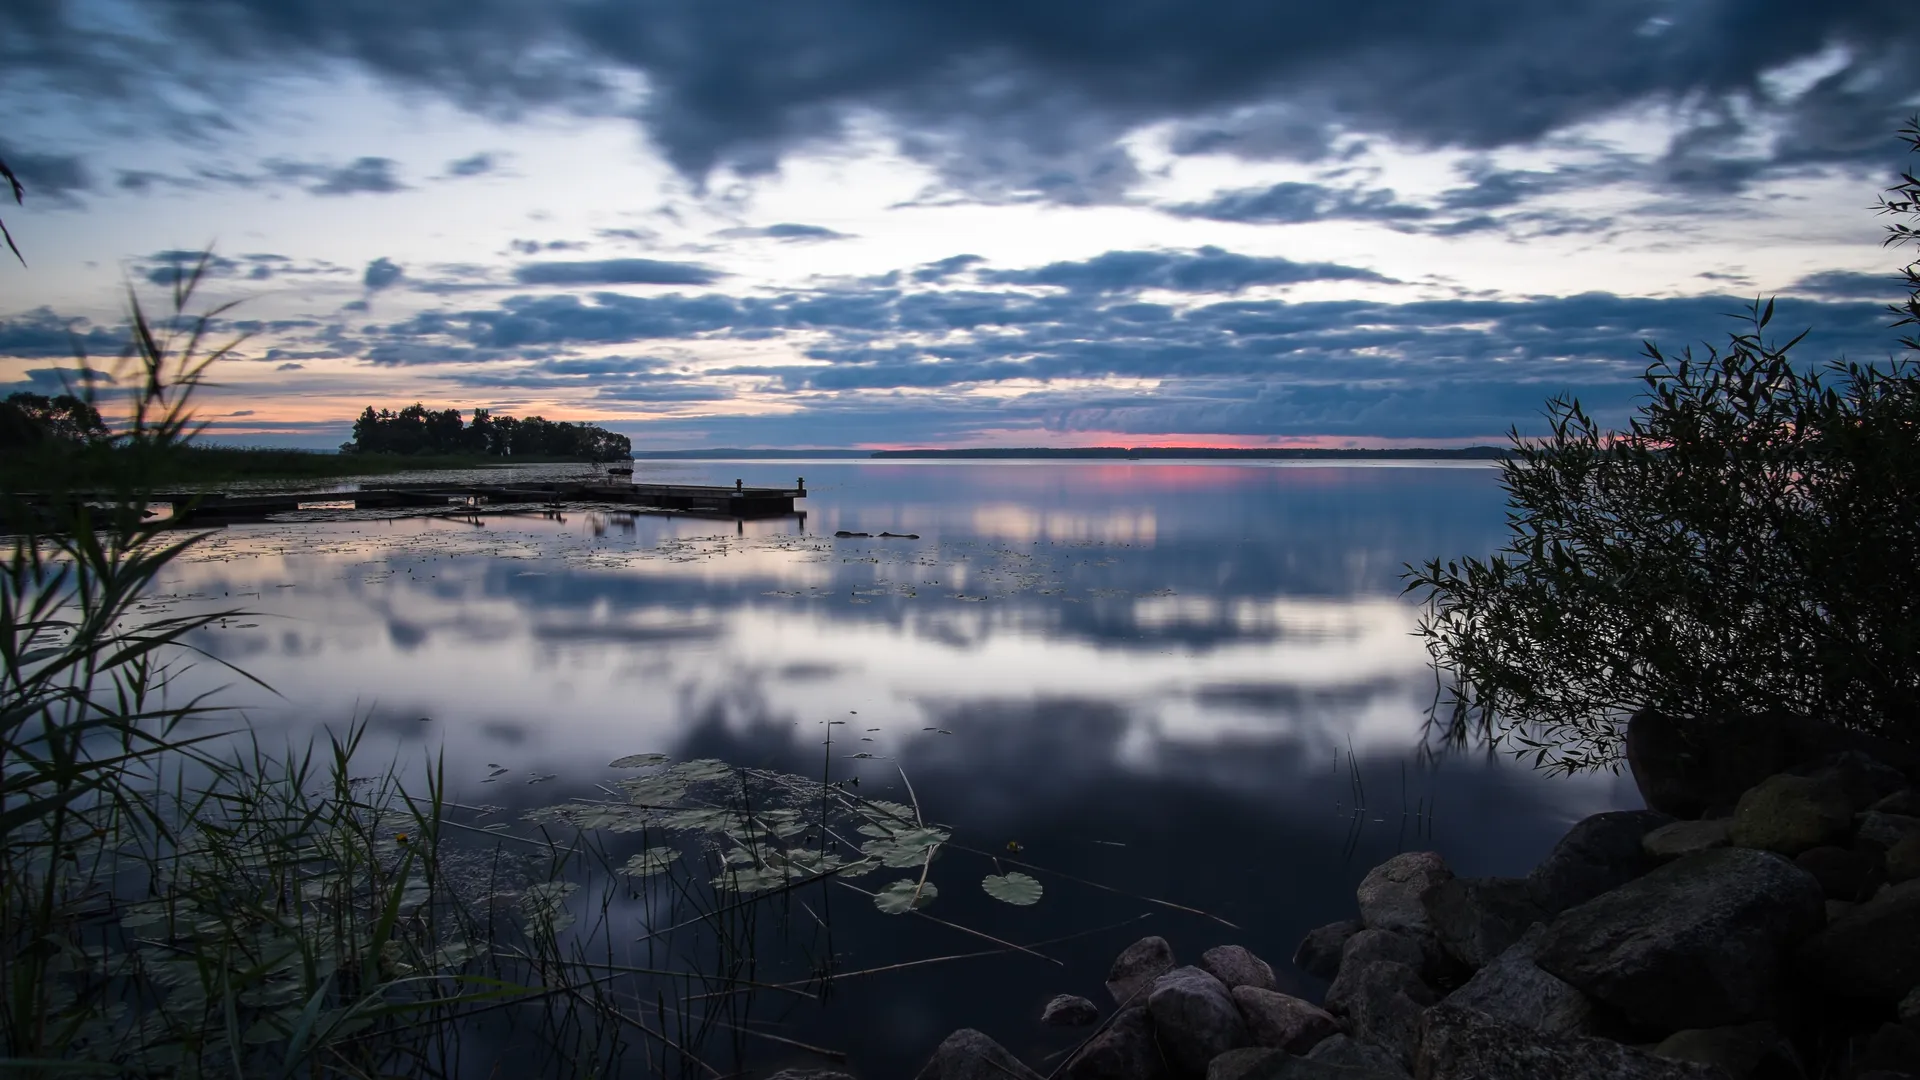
[156, 461, 1640, 1076]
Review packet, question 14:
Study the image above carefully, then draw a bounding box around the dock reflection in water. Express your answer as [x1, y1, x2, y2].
[154, 460, 1642, 1076]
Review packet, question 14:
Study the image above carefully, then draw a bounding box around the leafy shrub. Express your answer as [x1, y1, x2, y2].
[1406, 119, 1920, 774]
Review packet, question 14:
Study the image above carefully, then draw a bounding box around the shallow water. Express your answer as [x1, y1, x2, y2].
[155, 459, 1641, 1076]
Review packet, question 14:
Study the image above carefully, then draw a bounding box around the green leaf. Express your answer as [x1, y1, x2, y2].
[610, 752, 669, 768]
[668, 758, 733, 783]
[982, 872, 1043, 906]
[873, 878, 937, 914]
[615, 849, 680, 878]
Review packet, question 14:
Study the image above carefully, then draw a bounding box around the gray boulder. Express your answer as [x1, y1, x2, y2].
[1292, 920, 1362, 982]
[1202, 945, 1277, 992]
[1108, 936, 1177, 1005]
[1416, 1002, 1730, 1080]
[1322, 960, 1433, 1069]
[1205, 1048, 1407, 1080]
[1043, 994, 1101, 1027]
[1421, 876, 1545, 971]
[1232, 986, 1339, 1054]
[1064, 1006, 1169, 1080]
[1797, 878, 1920, 1002]
[1444, 924, 1600, 1036]
[1888, 834, 1920, 884]
[1528, 810, 1673, 915]
[1625, 708, 1819, 820]
[1794, 845, 1881, 901]
[1872, 789, 1920, 817]
[1339, 929, 1427, 976]
[1857, 812, 1920, 852]
[914, 1029, 1042, 1080]
[1728, 774, 1854, 855]
[1531, 847, 1824, 1032]
[1355, 852, 1451, 936]
[767, 1072, 857, 1080]
[1825, 900, 1856, 923]
[1651, 1023, 1803, 1080]
[1149, 966, 1251, 1078]
[1306, 1035, 1412, 1079]
[1800, 751, 1908, 812]
[1644, 819, 1734, 862]
[1859, 1023, 1920, 1076]
[1901, 985, 1920, 1026]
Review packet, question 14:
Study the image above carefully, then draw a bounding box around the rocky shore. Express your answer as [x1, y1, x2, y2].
[799, 714, 1920, 1080]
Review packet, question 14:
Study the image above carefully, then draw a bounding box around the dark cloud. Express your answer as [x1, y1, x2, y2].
[264, 156, 407, 196]
[714, 222, 853, 242]
[0, 307, 124, 358]
[9, 0, 1914, 200]
[511, 258, 723, 286]
[445, 151, 497, 177]
[1169, 182, 1429, 225]
[508, 239, 586, 254]
[363, 256, 404, 290]
[1788, 269, 1906, 300]
[980, 247, 1392, 292]
[911, 254, 986, 283]
[0, 141, 91, 201]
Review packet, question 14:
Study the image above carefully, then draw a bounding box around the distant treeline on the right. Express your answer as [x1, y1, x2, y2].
[866, 446, 1512, 459]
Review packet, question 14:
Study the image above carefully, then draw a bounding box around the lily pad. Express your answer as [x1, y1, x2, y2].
[615, 849, 680, 878]
[982, 872, 1043, 906]
[668, 758, 733, 783]
[874, 878, 938, 914]
[610, 752, 669, 768]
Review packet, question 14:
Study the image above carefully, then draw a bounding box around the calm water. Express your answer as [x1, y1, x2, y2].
[157, 460, 1641, 1076]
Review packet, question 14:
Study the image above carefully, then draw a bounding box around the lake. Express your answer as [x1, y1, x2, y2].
[156, 459, 1641, 1076]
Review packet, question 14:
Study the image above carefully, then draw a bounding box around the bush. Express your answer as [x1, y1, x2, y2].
[1406, 119, 1920, 774]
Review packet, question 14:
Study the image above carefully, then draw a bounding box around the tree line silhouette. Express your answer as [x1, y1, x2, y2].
[345, 404, 631, 462]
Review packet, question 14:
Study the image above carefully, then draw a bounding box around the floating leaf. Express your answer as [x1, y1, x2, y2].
[982, 872, 1043, 906]
[669, 758, 733, 783]
[619, 775, 689, 804]
[610, 753, 668, 768]
[873, 878, 938, 914]
[715, 864, 795, 893]
[660, 806, 742, 833]
[615, 849, 680, 878]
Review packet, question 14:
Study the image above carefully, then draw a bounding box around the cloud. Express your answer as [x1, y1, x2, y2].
[363, 257, 403, 290]
[510, 258, 723, 286]
[1169, 182, 1429, 226]
[0, 307, 125, 358]
[715, 222, 853, 242]
[1788, 270, 1905, 300]
[445, 151, 497, 177]
[12, 0, 1916, 201]
[0, 141, 91, 202]
[264, 156, 407, 196]
[980, 247, 1392, 292]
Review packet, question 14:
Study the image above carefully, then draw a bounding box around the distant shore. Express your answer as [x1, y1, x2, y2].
[629, 446, 1511, 460]
[0, 446, 610, 489]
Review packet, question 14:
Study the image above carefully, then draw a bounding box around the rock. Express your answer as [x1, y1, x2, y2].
[1108, 936, 1177, 1006]
[1799, 751, 1909, 812]
[1798, 878, 1920, 1002]
[1826, 900, 1856, 922]
[1857, 812, 1920, 852]
[1148, 967, 1251, 1078]
[1794, 845, 1882, 901]
[1043, 994, 1101, 1027]
[1651, 1022, 1802, 1080]
[1444, 924, 1600, 1036]
[1729, 774, 1854, 856]
[1902, 986, 1920, 1027]
[1202, 945, 1277, 991]
[1644, 819, 1734, 862]
[1322, 960, 1432, 1070]
[1627, 708, 1820, 820]
[1339, 929, 1427, 976]
[1892, 835, 1920, 885]
[1422, 876, 1545, 971]
[1873, 790, 1920, 817]
[914, 1029, 1043, 1080]
[1292, 920, 1362, 982]
[1065, 1006, 1169, 1080]
[767, 1071, 857, 1080]
[1205, 1048, 1408, 1080]
[1416, 1001, 1730, 1080]
[1355, 852, 1451, 936]
[1306, 1034, 1412, 1079]
[1861, 1023, 1920, 1076]
[1232, 987, 1339, 1054]
[1532, 847, 1824, 1031]
[1528, 810, 1674, 915]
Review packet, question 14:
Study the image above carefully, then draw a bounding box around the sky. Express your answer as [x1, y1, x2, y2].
[1, 0, 1917, 450]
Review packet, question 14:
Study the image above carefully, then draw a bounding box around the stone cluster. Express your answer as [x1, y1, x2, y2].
[885, 720, 1920, 1080]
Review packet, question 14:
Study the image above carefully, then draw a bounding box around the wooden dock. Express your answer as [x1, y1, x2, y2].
[143, 478, 808, 525]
